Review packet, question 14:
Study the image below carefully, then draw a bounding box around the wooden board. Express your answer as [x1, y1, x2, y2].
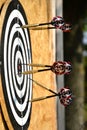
[0, 0, 57, 130]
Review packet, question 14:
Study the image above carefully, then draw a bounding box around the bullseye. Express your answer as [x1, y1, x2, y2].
[17, 59, 22, 76]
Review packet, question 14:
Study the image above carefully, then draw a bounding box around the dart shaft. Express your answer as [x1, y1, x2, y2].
[22, 68, 51, 74]
[29, 78, 58, 95]
[19, 22, 51, 28]
[37, 22, 51, 26]
[29, 94, 57, 102]
[22, 63, 51, 67]
[30, 27, 56, 30]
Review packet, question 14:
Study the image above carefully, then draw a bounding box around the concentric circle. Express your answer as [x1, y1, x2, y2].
[1, 0, 32, 129]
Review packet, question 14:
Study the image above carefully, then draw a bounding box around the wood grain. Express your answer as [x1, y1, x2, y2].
[0, 0, 57, 130]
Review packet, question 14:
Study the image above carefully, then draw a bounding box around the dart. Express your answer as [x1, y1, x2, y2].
[17, 16, 65, 29]
[29, 23, 72, 32]
[20, 61, 72, 75]
[27, 78, 73, 107]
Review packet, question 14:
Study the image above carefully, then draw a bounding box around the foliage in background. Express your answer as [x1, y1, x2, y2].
[63, 0, 87, 130]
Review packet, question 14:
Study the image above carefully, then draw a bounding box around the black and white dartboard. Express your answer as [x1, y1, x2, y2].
[0, 0, 32, 129]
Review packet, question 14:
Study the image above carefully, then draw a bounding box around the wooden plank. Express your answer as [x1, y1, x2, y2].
[0, 0, 57, 130]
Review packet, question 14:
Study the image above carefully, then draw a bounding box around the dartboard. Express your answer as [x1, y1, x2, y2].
[0, 0, 32, 129]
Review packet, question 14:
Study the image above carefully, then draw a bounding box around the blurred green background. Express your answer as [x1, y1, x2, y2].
[63, 0, 87, 130]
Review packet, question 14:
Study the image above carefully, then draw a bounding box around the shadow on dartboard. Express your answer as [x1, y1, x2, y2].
[0, 0, 32, 129]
